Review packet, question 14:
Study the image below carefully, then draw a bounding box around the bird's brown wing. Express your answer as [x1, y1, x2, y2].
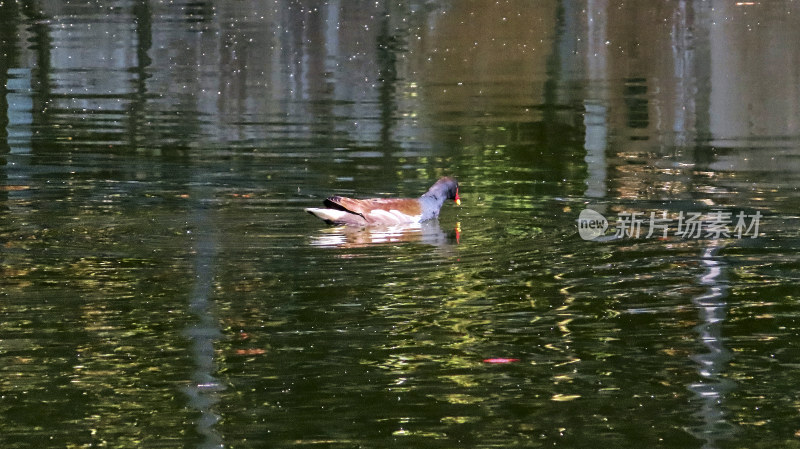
[324, 197, 422, 217]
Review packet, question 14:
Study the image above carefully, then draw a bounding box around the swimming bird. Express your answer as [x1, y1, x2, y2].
[305, 177, 460, 226]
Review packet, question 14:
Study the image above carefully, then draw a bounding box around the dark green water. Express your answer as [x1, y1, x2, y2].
[2, 1, 800, 448]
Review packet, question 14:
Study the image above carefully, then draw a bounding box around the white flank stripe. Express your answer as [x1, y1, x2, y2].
[367, 209, 420, 224]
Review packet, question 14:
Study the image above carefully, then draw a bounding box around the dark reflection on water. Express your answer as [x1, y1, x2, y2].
[2, 1, 800, 448]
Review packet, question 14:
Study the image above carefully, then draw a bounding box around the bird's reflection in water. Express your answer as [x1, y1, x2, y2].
[309, 220, 459, 249]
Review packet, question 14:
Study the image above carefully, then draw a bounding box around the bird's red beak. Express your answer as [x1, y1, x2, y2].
[455, 188, 461, 206]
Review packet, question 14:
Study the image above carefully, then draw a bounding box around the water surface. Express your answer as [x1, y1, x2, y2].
[2, 1, 800, 448]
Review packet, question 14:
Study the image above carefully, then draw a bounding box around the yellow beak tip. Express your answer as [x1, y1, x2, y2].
[455, 199, 461, 206]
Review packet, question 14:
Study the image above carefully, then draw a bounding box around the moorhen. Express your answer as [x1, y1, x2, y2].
[306, 177, 460, 226]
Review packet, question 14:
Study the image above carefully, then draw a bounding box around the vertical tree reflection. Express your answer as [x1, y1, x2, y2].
[0, 0, 19, 158]
[129, 0, 153, 150]
[183, 191, 225, 449]
[688, 245, 736, 448]
[376, 1, 399, 150]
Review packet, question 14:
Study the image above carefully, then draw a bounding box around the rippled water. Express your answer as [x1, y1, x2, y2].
[3, 1, 800, 448]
